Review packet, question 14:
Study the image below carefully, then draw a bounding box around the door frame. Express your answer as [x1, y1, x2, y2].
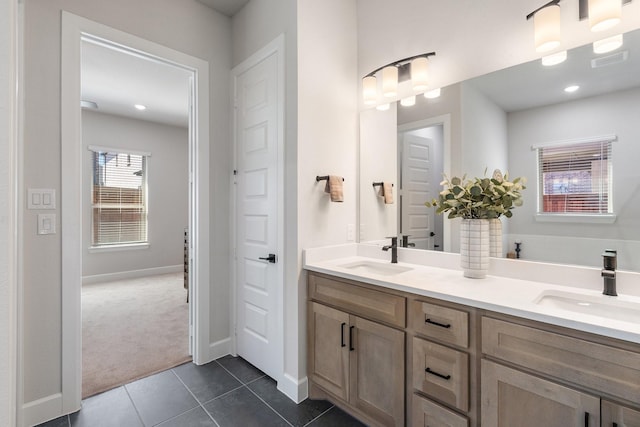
[398, 114, 451, 252]
[230, 35, 285, 384]
[60, 11, 210, 414]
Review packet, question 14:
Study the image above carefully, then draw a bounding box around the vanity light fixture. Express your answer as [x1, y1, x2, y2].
[588, 0, 622, 32]
[134, 104, 147, 111]
[527, 0, 562, 53]
[424, 88, 441, 99]
[400, 95, 416, 107]
[593, 33, 623, 53]
[564, 85, 580, 92]
[376, 103, 390, 111]
[541, 50, 568, 66]
[362, 52, 436, 104]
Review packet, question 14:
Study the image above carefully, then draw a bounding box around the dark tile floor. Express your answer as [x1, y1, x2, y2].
[37, 355, 367, 427]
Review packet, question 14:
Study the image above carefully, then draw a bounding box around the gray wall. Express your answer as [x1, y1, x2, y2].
[81, 111, 188, 278]
[22, 0, 230, 405]
[507, 87, 640, 269]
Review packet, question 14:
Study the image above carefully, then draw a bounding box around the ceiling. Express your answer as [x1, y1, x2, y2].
[81, 40, 192, 128]
[196, 0, 250, 17]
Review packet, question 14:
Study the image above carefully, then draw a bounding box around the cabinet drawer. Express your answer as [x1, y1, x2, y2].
[412, 393, 468, 427]
[413, 337, 469, 412]
[482, 317, 640, 404]
[309, 273, 406, 328]
[410, 300, 468, 348]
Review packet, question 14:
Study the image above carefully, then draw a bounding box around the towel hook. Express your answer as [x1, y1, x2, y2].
[372, 182, 393, 187]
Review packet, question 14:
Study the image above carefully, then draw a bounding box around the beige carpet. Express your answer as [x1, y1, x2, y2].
[82, 272, 191, 398]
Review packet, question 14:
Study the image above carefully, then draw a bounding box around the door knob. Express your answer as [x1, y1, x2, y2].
[259, 253, 277, 263]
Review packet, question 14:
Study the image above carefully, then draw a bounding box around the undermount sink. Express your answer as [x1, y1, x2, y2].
[534, 289, 640, 323]
[337, 260, 413, 276]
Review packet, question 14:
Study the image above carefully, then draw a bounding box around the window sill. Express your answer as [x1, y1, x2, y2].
[535, 213, 617, 224]
[88, 243, 150, 253]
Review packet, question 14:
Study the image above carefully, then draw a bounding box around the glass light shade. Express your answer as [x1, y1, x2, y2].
[534, 5, 561, 53]
[424, 88, 441, 99]
[362, 76, 377, 105]
[382, 66, 398, 97]
[376, 103, 390, 111]
[411, 57, 429, 91]
[593, 34, 623, 53]
[541, 50, 567, 66]
[588, 0, 621, 32]
[400, 96, 416, 107]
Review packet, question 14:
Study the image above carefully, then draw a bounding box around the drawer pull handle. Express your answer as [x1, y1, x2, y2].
[425, 367, 451, 380]
[612, 423, 618, 427]
[584, 412, 589, 427]
[425, 318, 451, 329]
[349, 325, 355, 351]
[340, 322, 346, 348]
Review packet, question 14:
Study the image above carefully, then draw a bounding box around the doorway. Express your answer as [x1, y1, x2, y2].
[61, 12, 211, 414]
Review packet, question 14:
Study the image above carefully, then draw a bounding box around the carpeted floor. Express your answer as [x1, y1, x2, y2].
[82, 272, 191, 398]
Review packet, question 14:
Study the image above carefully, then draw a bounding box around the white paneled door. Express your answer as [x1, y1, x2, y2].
[234, 40, 282, 381]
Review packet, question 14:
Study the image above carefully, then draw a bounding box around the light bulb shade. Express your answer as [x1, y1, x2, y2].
[411, 57, 429, 91]
[424, 88, 441, 99]
[534, 4, 561, 53]
[376, 103, 390, 111]
[382, 66, 398, 97]
[362, 76, 377, 105]
[593, 34, 623, 53]
[588, 0, 621, 32]
[541, 50, 567, 66]
[400, 95, 416, 107]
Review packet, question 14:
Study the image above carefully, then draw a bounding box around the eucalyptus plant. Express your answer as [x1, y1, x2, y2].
[428, 169, 526, 219]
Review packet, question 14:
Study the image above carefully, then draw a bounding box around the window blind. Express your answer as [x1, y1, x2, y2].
[91, 149, 147, 246]
[536, 139, 612, 214]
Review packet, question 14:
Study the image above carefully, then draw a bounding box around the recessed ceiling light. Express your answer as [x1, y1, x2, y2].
[376, 103, 390, 111]
[424, 88, 441, 99]
[564, 85, 580, 93]
[134, 104, 147, 111]
[541, 51, 567, 66]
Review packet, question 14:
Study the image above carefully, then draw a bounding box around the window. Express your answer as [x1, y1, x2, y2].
[534, 137, 613, 216]
[91, 148, 148, 247]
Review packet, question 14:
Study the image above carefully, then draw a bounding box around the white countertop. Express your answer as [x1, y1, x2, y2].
[303, 244, 640, 345]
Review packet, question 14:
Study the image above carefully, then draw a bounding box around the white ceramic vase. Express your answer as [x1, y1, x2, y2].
[460, 218, 490, 279]
[489, 218, 502, 258]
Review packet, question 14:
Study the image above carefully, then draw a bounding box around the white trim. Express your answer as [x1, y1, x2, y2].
[59, 11, 211, 417]
[81, 265, 182, 285]
[21, 393, 62, 427]
[231, 34, 285, 389]
[535, 213, 617, 224]
[88, 243, 149, 253]
[531, 134, 617, 150]
[87, 145, 152, 157]
[278, 374, 309, 404]
[208, 337, 232, 361]
[397, 114, 452, 252]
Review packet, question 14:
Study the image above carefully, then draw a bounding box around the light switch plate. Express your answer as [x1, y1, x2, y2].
[37, 214, 56, 235]
[28, 188, 56, 209]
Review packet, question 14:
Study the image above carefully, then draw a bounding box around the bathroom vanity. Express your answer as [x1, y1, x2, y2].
[304, 244, 640, 427]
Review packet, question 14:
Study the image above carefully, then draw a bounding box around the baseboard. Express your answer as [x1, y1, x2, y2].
[82, 265, 182, 285]
[22, 393, 63, 427]
[207, 337, 232, 363]
[278, 373, 309, 404]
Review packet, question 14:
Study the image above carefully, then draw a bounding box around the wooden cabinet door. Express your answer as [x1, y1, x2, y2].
[602, 400, 640, 427]
[412, 393, 468, 427]
[308, 302, 350, 401]
[481, 360, 600, 427]
[350, 315, 405, 427]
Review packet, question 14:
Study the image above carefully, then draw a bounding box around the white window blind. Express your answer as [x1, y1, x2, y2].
[91, 149, 148, 246]
[535, 138, 613, 215]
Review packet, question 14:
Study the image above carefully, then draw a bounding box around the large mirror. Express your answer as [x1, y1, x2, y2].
[359, 28, 640, 271]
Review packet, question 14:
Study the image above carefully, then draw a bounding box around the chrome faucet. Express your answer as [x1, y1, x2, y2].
[602, 249, 617, 296]
[382, 236, 398, 264]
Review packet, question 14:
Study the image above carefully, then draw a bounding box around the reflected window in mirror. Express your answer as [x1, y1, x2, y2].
[535, 137, 613, 216]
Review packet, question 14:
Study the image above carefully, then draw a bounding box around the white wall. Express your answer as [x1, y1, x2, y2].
[507, 87, 640, 270]
[0, 0, 17, 424]
[81, 111, 188, 279]
[21, 0, 230, 410]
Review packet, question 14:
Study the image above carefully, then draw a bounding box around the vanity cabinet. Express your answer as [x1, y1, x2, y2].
[308, 273, 406, 427]
[601, 400, 640, 426]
